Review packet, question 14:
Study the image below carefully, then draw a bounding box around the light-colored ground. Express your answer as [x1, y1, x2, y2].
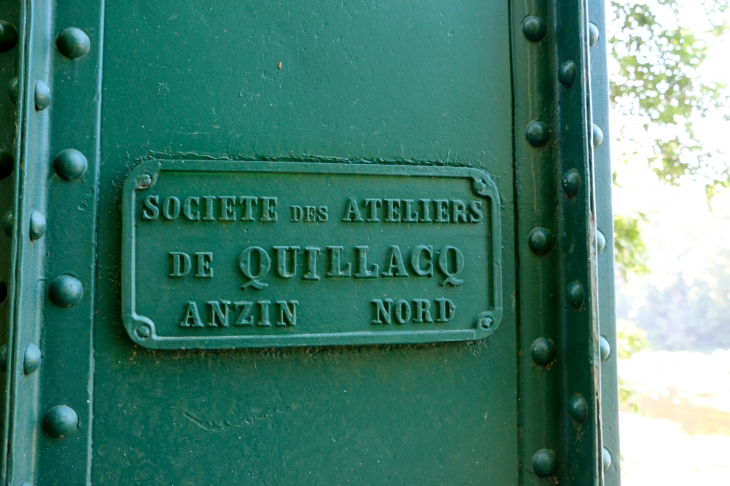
[620, 412, 730, 485]
[619, 350, 730, 485]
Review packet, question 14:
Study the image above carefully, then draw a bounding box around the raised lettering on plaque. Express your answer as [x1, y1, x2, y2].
[122, 160, 502, 349]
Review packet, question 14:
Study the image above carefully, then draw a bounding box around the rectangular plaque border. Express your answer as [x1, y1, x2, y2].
[122, 159, 503, 350]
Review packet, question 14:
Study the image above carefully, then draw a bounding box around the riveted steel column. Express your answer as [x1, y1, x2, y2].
[514, 0, 602, 482]
[555, 0, 602, 483]
[512, 0, 562, 483]
[4, 0, 104, 483]
[3, 1, 51, 484]
[588, 0, 620, 483]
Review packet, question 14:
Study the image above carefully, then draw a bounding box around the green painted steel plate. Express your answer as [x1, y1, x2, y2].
[123, 160, 502, 349]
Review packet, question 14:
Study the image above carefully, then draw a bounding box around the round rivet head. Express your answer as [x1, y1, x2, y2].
[562, 168, 581, 197]
[34, 80, 51, 111]
[0, 149, 13, 180]
[29, 210, 46, 241]
[599, 336, 611, 361]
[558, 60, 577, 87]
[56, 27, 90, 59]
[136, 323, 152, 339]
[593, 124, 604, 148]
[522, 15, 547, 42]
[526, 121, 550, 147]
[2, 210, 13, 236]
[596, 230, 606, 254]
[472, 178, 488, 195]
[53, 149, 88, 181]
[566, 281, 584, 309]
[43, 405, 79, 439]
[23, 343, 41, 375]
[602, 447, 612, 471]
[528, 227, 555, 256]
[0, 20, 18, 52]
[532, 449, 558, 477]
[8, 77, 18, 104]
[567, 394, 587, 423]
[531, 338, 555, 366]
[588, 22, 600, 47]
[48, 275, 83, 308]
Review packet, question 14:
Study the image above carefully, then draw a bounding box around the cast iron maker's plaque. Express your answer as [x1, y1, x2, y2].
[122, 160, 502, 349]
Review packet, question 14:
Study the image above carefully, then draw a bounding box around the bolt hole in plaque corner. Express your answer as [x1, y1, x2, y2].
[122, 160, 502, 350]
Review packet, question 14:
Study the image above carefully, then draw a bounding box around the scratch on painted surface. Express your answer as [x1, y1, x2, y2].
[184, 405, 299, 432]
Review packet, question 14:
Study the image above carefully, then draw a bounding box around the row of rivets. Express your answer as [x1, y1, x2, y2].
[522, 15, 561, 476]
[37, 26, 92, 443]
[590, 15, 614, 472]
[522, 14, 550, 150]
[527, 17, 607, 471]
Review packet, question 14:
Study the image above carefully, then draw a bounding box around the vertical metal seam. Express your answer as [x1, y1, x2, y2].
[85, 1, 107, 481]
[554, 0, 602, 482]
[3, 0, 32, 482]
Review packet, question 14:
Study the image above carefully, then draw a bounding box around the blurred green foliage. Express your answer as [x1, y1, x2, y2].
[610, 0, 729, 276]
[613, 212, 649, 280]
[610, 0, 728, 191]
[616, 319, 651, 411]
[616, 319, 651, 360]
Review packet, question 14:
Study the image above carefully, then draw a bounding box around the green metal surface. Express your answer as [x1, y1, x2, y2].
[588, 0, 621, 483]
[0, 0, 615, 484]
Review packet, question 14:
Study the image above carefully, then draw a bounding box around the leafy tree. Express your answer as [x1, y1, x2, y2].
[609, 0, 729, 276]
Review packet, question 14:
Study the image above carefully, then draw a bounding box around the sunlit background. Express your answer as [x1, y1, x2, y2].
[608, 0, 730, 484]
